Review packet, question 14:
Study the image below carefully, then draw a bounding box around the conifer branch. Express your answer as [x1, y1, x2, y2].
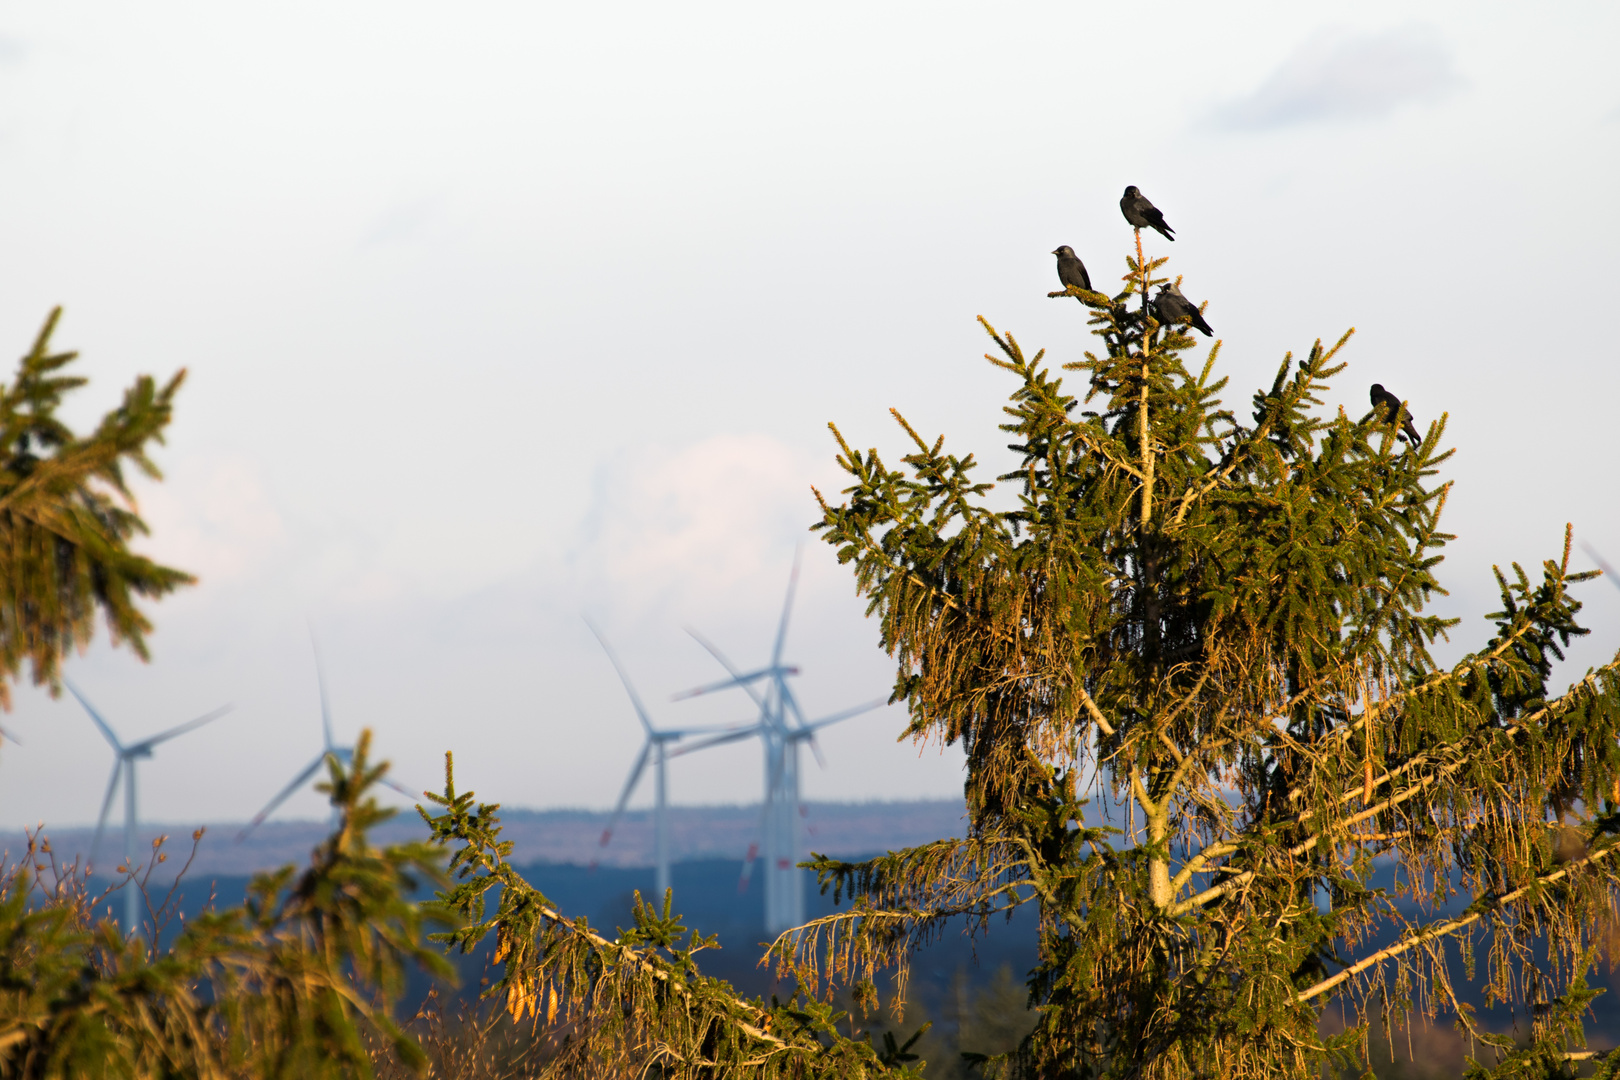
[420, 756, 927, 1076]
[1294, 835, 1620, 1003]
[1166, 329, 1354, 529]
[1075, 684, 1116, 737]
[1170, 607, 1586, 895]
[1169, 655, 1620, 915]
[0, 311, 192, 703]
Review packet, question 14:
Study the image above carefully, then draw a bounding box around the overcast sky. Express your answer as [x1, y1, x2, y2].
[1, 1, 1617, 831]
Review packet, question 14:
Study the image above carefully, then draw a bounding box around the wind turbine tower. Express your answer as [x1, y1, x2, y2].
[67, 681, 232, 938]
[673, 554, 884, 935]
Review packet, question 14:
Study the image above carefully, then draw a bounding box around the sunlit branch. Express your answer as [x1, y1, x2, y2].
[1295, 837, 1620, 1003]
[1170, 658, 1620, 915]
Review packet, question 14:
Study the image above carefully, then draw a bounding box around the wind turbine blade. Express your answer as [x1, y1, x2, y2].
[780, 682, 811, 731]
[683, 627, 767, 708]
[1581, 542, 1620, 593]
[379, 775, 422, 800]
[770, 546, 803, 669]
[661, 720, 762, 738]
[667, 724, 765, 759]
[600, 740, 652, 848]
[804, 699, 888, 733]
[670, 668, 773, 702]
[237, 753, 329, 840]
[89, 759, 123, 870]
[63, 679, 123, 752]
[134, 704, 234, 751]
[0, 721, 19, 744]
[583, 616, 657, 735]
[794, 700, 886, 770]
[310, 630, 335, 751]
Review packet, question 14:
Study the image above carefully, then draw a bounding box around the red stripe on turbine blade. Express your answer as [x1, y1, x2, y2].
[600, 830, 612, 846]
[777, 858, 791, 869]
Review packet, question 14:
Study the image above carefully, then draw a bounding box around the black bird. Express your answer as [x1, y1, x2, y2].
[1121, 185, 1175, 241]
[1369, 383, 1422, 445]
[1052, 245, 1092, 294]
[1153, 283, 1212, 336]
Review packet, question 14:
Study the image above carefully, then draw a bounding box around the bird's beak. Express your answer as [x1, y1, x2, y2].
[1051, 249, 1060, 255]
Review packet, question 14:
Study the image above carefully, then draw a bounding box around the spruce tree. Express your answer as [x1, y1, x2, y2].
[0, 308, 192, 711]
[774, 234, 1620, 1078]
[0, 730, 451, 1078]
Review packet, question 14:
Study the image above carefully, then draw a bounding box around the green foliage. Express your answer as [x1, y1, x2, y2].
[420, 753, 928, 1079]
[0, 730, 449, 1079]
[860, 966, 1035, 1080]
[0, 308, 192, 710]
[785, 235, 1620, 1078]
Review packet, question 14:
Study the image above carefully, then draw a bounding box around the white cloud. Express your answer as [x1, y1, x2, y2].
[1215, 24, 1460, 130]
[569, 433, 825, 618]
[132, 456, 289, 586]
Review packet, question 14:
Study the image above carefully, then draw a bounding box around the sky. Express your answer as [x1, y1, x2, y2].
[0, 1, 1617, 831]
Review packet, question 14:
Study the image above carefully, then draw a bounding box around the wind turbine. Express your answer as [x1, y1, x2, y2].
[587, 617, 750, 898]
[671, 552, 885, 934]
[67, 680, 232, 937]
[238, 643, 417, 839]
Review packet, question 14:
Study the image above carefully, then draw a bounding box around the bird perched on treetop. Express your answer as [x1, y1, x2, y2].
[1121, 186, 1175, 241]
[1153, 283, 1212, 337]
[1052, 245, 1092, 295]
[1369, 384, 1422, 446]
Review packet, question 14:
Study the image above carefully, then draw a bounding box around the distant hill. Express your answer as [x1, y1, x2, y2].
[3, 799, 969, 878]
